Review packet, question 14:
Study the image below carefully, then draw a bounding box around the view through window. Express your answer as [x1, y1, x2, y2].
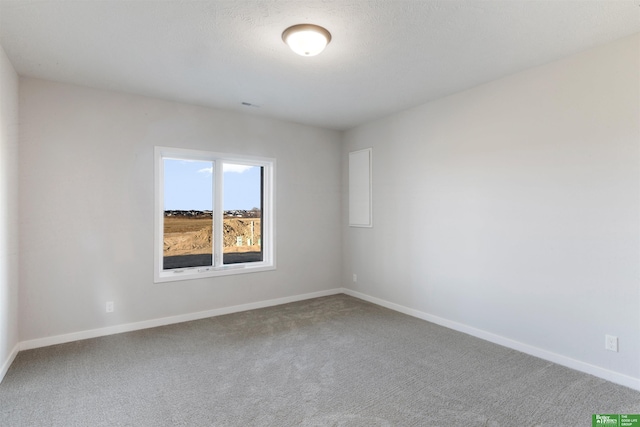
[155, 147, 274, 282]
[163, 158, 214, 270]
[222, 163, 263, 265]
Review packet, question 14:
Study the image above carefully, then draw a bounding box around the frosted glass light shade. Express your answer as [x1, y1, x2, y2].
[282, 24, 331, 57]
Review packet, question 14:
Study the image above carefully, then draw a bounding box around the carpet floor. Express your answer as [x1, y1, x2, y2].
[1, 294, 639, 426]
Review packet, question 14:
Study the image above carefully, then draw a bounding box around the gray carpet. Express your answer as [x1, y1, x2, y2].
[1, 294, 639, 426]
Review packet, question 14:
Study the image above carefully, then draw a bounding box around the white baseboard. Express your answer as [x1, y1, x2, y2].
[342, 288, 640, 392]
[19, 288, 344, 351]
[11, 287, 639, 392]
[0, 343, 20, 384]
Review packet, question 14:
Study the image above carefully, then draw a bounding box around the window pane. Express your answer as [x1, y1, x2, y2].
[163, 158, 213, 270]
[222, 164, 263, 264]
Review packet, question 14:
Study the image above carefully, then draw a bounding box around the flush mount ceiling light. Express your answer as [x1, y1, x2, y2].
[282, 24, 331, 57]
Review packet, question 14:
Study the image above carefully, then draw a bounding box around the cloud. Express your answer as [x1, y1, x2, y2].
[223, 164, 254, 173]
[197, 164, 254, 174]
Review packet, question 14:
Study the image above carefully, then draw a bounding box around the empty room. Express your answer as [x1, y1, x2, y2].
[1, 1, 639, 425]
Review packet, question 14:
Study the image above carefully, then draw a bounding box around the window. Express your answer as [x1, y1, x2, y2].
[155, 147, 275, 282]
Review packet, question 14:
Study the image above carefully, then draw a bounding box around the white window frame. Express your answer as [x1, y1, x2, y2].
[154, 146, 276, 283]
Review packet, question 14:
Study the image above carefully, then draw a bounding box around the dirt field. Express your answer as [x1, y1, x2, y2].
[163, 216, 261, 257]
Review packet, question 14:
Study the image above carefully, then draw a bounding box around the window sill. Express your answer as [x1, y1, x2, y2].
[154, 263, 275, 283]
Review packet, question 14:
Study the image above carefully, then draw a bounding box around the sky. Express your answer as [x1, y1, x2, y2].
[163, 159, 261, 211]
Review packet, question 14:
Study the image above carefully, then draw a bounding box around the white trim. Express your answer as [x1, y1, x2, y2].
[19, 289, 343, 351]
[0, 343, 20, 384]
[10, 288, 638, 391]
[342, 288, 640, 391]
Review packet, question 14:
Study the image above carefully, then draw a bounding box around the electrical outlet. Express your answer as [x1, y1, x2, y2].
[605, 335, 618, 352]
[106, 301, 114, 313]
[352, 274, 357, 283]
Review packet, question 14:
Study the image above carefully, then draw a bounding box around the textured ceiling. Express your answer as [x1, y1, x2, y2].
[1, 0, 639, 130]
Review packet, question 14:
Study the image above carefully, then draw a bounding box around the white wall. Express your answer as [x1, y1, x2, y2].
[0, 43, 19, 380]
[342, 34, 640, 386]
[18, 78, 342, 342]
